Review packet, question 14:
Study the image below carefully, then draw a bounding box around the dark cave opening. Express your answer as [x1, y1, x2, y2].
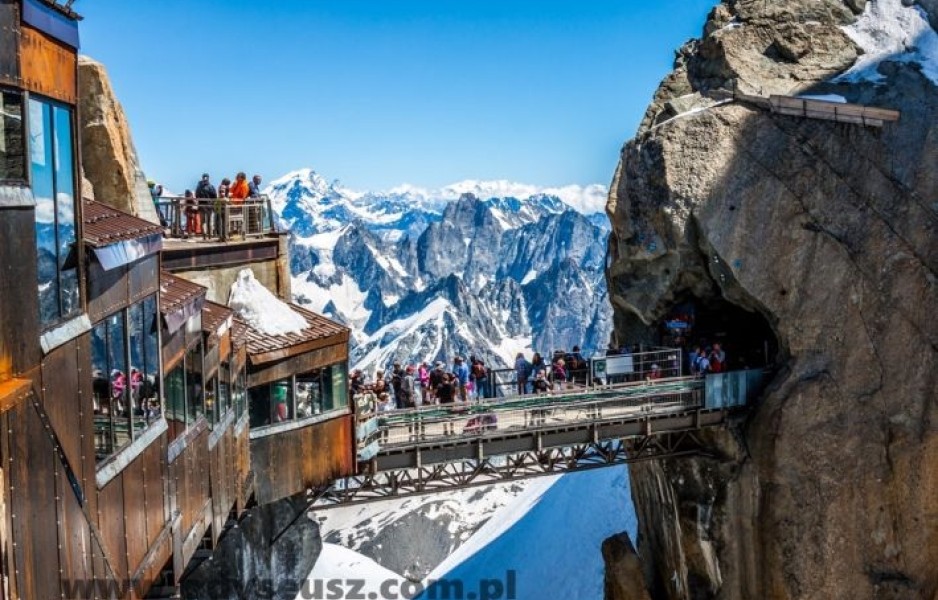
[657, 294, 780, 372]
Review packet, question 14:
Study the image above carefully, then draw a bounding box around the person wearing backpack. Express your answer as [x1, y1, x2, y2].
[514, 352, 531, 395]
[695, 349, 710, 377]
[471, 358, 488, 400]
[453, 357, 470, 403]
[391, 362, 405, 408]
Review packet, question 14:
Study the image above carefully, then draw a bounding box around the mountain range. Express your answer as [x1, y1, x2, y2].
[267, 168, 612, 373]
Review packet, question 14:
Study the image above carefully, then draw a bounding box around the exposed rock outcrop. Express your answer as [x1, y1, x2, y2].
[605, 1, 938, 598]
[603, 533, 653, 600]
[181, 495, 321, 600]
[78, 56, 160, 223]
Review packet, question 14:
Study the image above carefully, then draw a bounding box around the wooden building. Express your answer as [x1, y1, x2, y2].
[233, 305, 354, 505]
[0, 2, 360, 597]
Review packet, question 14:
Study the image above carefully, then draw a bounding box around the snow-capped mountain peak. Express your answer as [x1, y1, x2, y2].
[271, 167, 612, 373]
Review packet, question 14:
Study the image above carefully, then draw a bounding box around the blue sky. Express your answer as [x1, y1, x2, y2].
[78, 0, 716, 193]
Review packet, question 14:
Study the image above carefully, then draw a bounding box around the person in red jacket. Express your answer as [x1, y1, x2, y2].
[229, 172, 250, 203]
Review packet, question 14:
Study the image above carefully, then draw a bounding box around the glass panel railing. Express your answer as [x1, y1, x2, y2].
[704, 369, 766, 409]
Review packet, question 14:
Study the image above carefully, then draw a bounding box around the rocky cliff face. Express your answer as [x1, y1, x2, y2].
[605, 0, 938, 598]
[78, 56, 160, 223]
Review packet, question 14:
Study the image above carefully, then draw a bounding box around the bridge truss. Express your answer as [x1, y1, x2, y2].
[311, 428, 714, 508]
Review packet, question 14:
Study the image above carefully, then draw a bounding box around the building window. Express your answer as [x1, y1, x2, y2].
[165, 341, 205, 441]
[248, 362, 348, 430]
[0, 90, 25, 182]
[91, 295, 162, 463]
[30, 96, 79, 329]
[214, 362, 232, 425]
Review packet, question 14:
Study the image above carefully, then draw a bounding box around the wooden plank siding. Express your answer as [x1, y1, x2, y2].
[19, 25, 77, 104]
[250, 414, 355, 505]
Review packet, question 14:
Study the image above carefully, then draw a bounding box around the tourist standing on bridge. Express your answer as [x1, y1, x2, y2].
[709, 343, 726, 373]
[436, 374, 457, 436]
[429, 362, 445, 403]
[471, 357, 488, 400]
[551, 358, 566, 391]
[418, 362, 430, 405]
[531, 352, 546, 380]
[402, 366, 416, 408]
[533, 371, 549, 394]
[391, 362, 405, 408]
[454, 357, 470, 403]
[514, 353, 531, 395]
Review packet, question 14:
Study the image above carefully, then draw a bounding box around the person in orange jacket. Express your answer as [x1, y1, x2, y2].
[229, 172, 250, 203]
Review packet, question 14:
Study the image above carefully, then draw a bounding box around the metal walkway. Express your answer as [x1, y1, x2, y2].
[313, 369, 763, 507]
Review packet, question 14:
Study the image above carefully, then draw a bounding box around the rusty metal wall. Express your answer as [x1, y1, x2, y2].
[19, 24, 75, 104]
[0, 209, 41, 382]
[250, 414, 355, 505]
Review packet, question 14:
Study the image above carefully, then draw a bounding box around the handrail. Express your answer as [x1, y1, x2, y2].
[153, 195, 277, 242]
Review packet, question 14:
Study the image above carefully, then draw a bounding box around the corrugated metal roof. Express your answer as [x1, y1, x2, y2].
[202, 300, 233, 335]
[83, 200, 163, 248]
[232, 304, 349, 365]
[159, 271, 206, 329]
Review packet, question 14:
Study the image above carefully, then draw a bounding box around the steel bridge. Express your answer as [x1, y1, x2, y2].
[312, 368, 765, 507]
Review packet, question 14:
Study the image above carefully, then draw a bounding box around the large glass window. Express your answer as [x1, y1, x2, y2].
[215, 362, 231, 425]
[165, 341, 205, 441]
[248, 362, 348, 431]
[91, 295, 163, 464]
[30, 97, 79, 328]
[185, 345, 204, 423]
[233, 366, 246, 417]
[0, 90, 25, 182]
[165, 363, 186, 441]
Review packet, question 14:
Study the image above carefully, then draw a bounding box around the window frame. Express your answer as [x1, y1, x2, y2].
[0, 87, 28, 187]
[91, 293, 165, 466]
[248, 361, 349, 432]
[27, 91, 83, 330]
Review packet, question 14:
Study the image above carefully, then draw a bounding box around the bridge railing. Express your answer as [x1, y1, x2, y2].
[154, 196, 276, 241]
[376, 375, 702, 447]
[484, 347, 685, 400]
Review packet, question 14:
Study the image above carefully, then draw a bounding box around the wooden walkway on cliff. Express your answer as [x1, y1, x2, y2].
[708, 89, 900, 127]
[312, 361, 765, 507]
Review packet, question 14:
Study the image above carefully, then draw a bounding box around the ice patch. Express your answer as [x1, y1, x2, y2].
[797, 93, 848, 103]
[228, 268, 308, 336]
[837, 0, 938, 85]
[299, 544, 404, 600]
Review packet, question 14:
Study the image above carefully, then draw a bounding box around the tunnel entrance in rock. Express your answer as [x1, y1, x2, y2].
[658, 294, 779, 371]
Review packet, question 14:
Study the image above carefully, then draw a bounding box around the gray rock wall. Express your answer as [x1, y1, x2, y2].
[605, 1, 938, 598]
[181, 496, 321, 600]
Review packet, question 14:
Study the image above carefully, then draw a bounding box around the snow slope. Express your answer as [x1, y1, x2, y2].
[837, 0, 938, 85]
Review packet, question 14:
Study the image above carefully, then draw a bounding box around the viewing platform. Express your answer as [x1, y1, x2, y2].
[316, 348, 767, 507]
[155, 195, 293, 304]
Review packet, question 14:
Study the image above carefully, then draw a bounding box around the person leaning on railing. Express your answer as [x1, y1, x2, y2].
[196, 173, 218, 238]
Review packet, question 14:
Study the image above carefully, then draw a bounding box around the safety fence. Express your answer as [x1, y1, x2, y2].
[154, 196, 275, 241]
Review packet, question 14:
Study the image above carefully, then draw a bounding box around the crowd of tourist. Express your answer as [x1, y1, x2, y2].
[351, 340, 732, 413]
[147, 172, 265, 238]
[347, 346, 602, 413]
